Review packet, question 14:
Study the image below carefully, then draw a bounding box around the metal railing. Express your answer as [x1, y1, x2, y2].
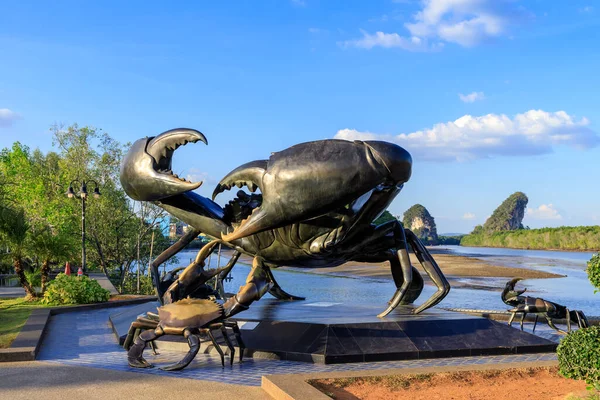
[0, 274, 18, 287]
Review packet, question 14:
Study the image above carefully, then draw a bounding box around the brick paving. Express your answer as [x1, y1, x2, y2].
[36, 306, 559, 387]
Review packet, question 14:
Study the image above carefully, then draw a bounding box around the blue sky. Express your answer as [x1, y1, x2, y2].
[1, 0, 599, 234]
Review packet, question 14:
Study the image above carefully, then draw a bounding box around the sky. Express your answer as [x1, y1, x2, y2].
[1, 0, 599, 234]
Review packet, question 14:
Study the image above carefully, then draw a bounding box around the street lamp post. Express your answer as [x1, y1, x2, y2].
[66, 179, 101, 273]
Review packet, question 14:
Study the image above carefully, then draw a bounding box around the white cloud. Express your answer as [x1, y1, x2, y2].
[463, 212, 476, 220]
[0, 108, 20, 128]
[185, 168, 216, 185]
[308, 27, 322, 34]
[334, 110, 599, 162]
[343, 0, 527, 51]
[459, 91, 485, 103]
[526, 204, 562, 220]
[339, 30, 443, 51]
[291, 0, 306, 6]
[579, 6, 594, 13]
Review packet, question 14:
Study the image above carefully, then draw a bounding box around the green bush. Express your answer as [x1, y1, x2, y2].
[557, 326, 600, 391]
[587, 254, 600, 292]
[42, 273, 110, 305]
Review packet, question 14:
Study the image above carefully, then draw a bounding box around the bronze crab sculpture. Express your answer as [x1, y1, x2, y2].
[502, 278, 589, 334]
[123, 241, 245, 370]
[120, 128, 451, 369]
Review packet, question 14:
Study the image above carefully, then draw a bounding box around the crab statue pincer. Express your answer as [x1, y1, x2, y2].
[124, 240, 245, 370]
[120, 128, 450, 339]
[502, 278, 589, 334]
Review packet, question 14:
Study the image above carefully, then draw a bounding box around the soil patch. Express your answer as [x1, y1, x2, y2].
[310, 367, 591, 400]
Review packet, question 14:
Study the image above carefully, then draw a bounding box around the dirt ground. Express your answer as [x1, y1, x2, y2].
[310, 367, 591, 400]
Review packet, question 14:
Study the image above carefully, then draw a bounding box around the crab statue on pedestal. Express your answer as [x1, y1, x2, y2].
[120, 128, 451, 370]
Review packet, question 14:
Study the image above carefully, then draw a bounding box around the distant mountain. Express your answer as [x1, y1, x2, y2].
[474, 192, 528, 234]
[403, 204, 438, 244]
[440, 232, 466, 237]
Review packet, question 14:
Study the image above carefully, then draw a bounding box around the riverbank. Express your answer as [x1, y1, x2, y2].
[231, 248, 563, 290]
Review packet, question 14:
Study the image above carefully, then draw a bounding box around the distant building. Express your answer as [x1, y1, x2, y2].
[169, 221, 184, 239]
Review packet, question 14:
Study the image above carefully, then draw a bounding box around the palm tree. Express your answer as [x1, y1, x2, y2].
[0, 205, 36, 298]
[31, 225, 73, 293]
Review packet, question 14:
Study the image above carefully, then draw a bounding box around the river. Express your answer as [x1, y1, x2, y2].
[167, 245, 599, 316]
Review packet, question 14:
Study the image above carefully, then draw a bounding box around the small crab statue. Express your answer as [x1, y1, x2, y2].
[119, 128, 451, 368]
[502, 278, 589, 334]
[124, 240, 245, 370]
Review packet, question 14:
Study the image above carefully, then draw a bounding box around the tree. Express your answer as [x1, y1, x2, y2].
[30, 224, 74, 293]
[0, 124, 173, 297]
[0, 205, 36, 297]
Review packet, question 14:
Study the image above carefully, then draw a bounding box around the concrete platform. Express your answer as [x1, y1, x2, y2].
[109, 299, 557, 364]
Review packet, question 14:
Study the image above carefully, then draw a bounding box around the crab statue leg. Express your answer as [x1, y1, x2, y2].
[150, 228, 202, 303]
[160, 329, 201, 371]
[223, 320, 246, 362]
[520, 312, 527, 331]
[351, 220, 424, 316]
[508, 312, 517, 327]
[377, 223, 417, 318]
[219, 325, 236, 366]
[575, 310, 589, 329]
[163, 240, 229, 304]
[128, 326, 165, 368]
[215, 251, 241, 299]
[123, 316, 160, 351]
[405, 230, 451, 314]
[222, 256, 274, 318]
[265, 266, 306, 301]
[545, 316, 568, 335]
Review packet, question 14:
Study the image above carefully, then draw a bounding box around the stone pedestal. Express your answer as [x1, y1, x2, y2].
[109, 299, 556, 364]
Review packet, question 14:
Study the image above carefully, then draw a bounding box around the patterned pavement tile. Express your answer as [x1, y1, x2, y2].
[37, 306, 558, 387]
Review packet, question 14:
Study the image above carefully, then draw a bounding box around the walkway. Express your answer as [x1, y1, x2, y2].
[36, 305, 558, 387]
[87, 273, 119, 295]
[0, 286, 25, 298]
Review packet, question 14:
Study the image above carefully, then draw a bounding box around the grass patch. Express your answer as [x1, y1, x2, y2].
[0, 297, 50, 349]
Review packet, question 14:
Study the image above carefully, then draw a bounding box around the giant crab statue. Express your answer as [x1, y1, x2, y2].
[502, 278, 589, 334]
[120, 128, 451, 369]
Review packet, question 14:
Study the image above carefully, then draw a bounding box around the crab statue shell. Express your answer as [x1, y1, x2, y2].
[158, 298, 224, 329]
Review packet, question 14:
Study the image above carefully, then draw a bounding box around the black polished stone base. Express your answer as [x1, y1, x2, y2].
[109, 299, 557, 364]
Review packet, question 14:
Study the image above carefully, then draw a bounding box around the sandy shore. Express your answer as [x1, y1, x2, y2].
[232, 248, 563, 290]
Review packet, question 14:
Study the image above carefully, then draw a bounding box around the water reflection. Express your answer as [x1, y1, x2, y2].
[168, 247, 599, 316]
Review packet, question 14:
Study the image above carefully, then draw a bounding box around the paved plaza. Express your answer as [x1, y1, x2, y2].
[34, 305, 558, 387]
